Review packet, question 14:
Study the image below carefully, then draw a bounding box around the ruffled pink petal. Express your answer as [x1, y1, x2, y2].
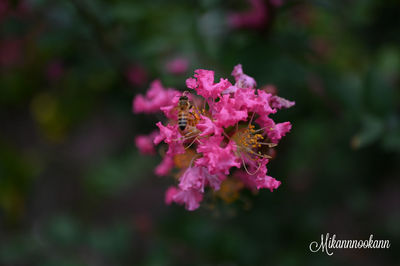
[195, 136, 241, 175]
[179, 166, 224, 192]
[254, 158, 269, 179]
[236, 157, 280, 191]
[205, 171, 225, 191]
[269, 95, 295, 109]
[234, 87, 260, 112]
[172, 189, 203, 211]
[165, 186, 179, 205]
[254, 89, 275, 115]
[154, 122, 185, 156]
[168, 141, 185, 156]
[155, 155, 174, 176]
[255, 115, 275, 131]
[255, 175, 281, 191]
[186, 77, 197, 89]
[255, 116, 292, 143]
[186, 69, 232, 99]
[133, 80, 180, 114]
[153, 122, 178, 145]
[135, 131, 158, 155]
[196, 115, 223, 137]
[213, 94, 248, 128]
[154, 122, 174, 145]
[160, 94, 181, 120]
[222, 85, 239, 94]
[231, 64, 257, 89]
[132, 95, 146, 113]
[268, 122, 292, 143]
[179, 166, 205, 192]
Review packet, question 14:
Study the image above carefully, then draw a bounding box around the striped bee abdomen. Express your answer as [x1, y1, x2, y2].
[178, 112, 187, 131]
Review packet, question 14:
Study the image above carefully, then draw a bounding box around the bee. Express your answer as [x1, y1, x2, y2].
[175, 92, 203, 148]
[177, 94, 192, 131]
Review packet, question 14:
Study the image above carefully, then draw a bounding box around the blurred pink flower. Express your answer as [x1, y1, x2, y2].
[14, 0, 29, 17]
[155, 155, 174, 176]
[0, 0, 9, 21]
[0, 38, 22, 68]
[165, 57, 189, 75]
[45, 60, 64, 81]
[228, 0, 285, 30]
[165, 186, 179, 205]
[0, 0, 30, 21]
[135, 131, 158, 155]
[134, 213, 153, 236]
[125, 64, 148, 86]
[228, 0, 268, 29]
[270, 0, 284, 7]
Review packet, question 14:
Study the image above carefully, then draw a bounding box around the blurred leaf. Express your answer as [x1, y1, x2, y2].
[84, 151, 157, 197]
[86, 223, 132, 260]
[44, 215, 83, 248]
[351, 114, 384, 149]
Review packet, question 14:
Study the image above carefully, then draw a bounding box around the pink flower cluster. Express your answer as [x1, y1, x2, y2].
[133, 64, 294, 211]
[228, 0, 284, 30]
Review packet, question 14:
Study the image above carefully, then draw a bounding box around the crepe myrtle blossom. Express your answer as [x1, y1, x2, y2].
[133, 64, 294, 210]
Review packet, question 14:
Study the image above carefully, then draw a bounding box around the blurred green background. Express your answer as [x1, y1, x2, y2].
[1, 0, 399, 265]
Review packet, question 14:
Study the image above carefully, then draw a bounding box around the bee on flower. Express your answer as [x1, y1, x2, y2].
[133, 64, 294, 211]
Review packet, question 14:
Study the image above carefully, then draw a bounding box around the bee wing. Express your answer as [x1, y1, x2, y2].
[189, 100, 202, 116]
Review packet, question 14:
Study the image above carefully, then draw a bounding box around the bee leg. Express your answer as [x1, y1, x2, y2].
[173, 127, 199, 142]
[185, 136, 200, 149]
[184, 133, 206, 149]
